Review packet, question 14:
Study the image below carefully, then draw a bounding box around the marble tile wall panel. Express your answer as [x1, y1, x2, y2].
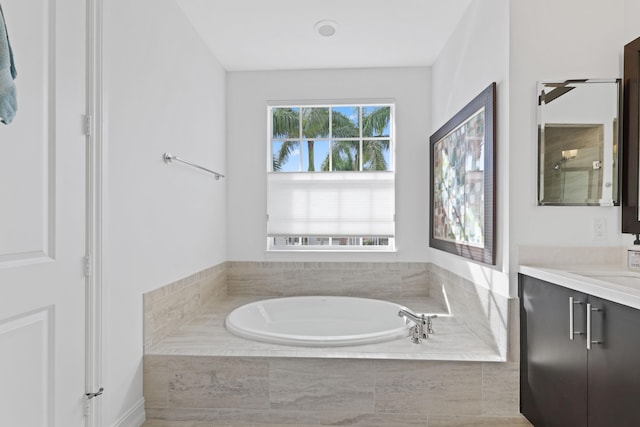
[508, 297, 520, 363]
[429, 264, 509, 358]
[428, 415, 532, 426]
[144, 355, 170, 409]
[374, 360, 483, 415]
[339, 267, 401, 298]
[216, 410, 431, 426]
[399, 264, 432, 297]
[227, 262, 285, 296]
[143, 415, 531, 427]
[281, 267, 343, 296]
[269, 358, 375, 412]
[142, 415, 531, 427]
[481, 362, 520, 416]
[227, 261, 430, 298]
[147, 355, 271, 410]
[144, 262, 227, 350]
[145, 408, 431, 426]
[144, 355, 526, 425]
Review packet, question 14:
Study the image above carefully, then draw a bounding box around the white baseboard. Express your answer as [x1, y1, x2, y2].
[110, 398, 146, 427]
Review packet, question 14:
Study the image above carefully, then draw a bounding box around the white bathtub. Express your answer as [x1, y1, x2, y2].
[225, 296, 412, 347]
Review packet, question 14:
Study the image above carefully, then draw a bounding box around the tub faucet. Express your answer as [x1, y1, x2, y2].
[398, 308, 437, 344]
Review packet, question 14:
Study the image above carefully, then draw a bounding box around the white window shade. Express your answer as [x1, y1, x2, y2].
[267, 172, 395, 237]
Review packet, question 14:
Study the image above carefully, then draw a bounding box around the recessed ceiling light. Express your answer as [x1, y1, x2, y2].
[314, 20, 337, 37]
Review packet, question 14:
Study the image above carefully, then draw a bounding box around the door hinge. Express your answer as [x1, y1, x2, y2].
[84, 115, 93, 137]
[84, 255, 92, 277]
[84, 387, 104, 416]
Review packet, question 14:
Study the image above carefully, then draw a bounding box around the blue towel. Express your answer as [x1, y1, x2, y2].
[0, 2, 17, 125]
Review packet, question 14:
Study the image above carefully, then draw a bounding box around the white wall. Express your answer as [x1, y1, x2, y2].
[102, 0, 227, 424]
[430, 0, 511, 296]
[509, 0, 631, 290]
[625, 0, 640, 44]
[226, 68, 431, 262]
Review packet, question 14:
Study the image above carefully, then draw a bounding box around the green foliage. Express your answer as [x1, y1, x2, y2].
[272, 105, 391, 172]
[272, 108, 299, 139]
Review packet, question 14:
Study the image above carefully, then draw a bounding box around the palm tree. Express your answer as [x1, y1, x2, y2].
[321, 106, 391, 171]
[272, 107, 331, 171]
[300, 107, 330, 171]
[272, 108, 299, 171]
[272, 106, 391, 172]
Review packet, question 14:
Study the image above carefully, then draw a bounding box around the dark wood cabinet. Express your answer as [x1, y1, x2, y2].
[587, 295, 640, 427]
[520, 274, 640, 427]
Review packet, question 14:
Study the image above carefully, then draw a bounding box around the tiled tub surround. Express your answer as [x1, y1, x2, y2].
[143, 356, 527, 426]
[144, 263, 227, 350]
[226, 262, 509, 358]
[143, 262, 527, 426]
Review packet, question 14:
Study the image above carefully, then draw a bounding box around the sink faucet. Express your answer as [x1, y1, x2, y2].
[398, 308, 437, 344]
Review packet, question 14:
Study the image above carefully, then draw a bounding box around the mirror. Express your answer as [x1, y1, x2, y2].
[623, 36, 640, 234]
[538, 79, 621, 206]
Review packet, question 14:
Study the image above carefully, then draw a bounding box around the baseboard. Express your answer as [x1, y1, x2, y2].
[110, 398, 146, 427]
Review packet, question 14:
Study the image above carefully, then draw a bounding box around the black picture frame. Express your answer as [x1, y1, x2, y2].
[429, 82, 496, 265]
[622, 36, 640, 235]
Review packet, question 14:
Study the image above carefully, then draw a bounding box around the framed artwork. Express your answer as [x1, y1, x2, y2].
[429, 82, 496, 265]
[622, 36, 640, 234]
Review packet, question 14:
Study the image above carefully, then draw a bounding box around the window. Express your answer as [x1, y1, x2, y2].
[267, 102, 395, 251]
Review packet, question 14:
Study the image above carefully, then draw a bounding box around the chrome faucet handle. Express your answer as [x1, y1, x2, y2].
[399, 309, 438, 343]
[411, 324, 424, 344]
[426, 316, 435, 335]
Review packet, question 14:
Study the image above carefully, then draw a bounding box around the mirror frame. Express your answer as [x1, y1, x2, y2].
[623, 36, 640, 234]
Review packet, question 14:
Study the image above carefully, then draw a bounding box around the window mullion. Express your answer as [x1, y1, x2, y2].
[329, 107, 333, 172]
[298, 109, 303, 172]
[359, 107, 363, 171]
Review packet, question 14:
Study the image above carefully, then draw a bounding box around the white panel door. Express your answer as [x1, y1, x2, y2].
[0, 0, 87, 426]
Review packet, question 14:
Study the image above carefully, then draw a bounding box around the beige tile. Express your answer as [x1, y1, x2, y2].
[227, 266, 284, 296]
[508, 298, 520, 363]
[269, 358, 375, 412]
[375, 360, 482, 415]
[217, 408, 430, 426]
[166, 356, 270, 410]
[400, 265, 431, 297]
[145, 407, 220, 422]
[341, 268, 402, 298]
[144, 262, 227, 349]
[482, 362, 519, 416]
[143, 355, 170, 409]
[281, 268, 343, 296]
[428, 415, 533, 426]
[430, 265, 505, 355]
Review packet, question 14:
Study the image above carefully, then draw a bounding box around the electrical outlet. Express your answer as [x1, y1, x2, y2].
[593, 218, 606, 241]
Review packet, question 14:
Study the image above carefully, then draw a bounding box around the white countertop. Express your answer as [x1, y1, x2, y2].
[519, 264, 640, 310]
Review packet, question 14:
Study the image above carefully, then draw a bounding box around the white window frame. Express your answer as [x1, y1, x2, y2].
[266, 100, 396, 252]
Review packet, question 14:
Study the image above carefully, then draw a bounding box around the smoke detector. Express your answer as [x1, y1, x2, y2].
[314, 20, 337, 37]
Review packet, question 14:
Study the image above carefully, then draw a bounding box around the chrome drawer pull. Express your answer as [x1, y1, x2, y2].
[569, 296, 584, 340]
[586, 303, 603, 350]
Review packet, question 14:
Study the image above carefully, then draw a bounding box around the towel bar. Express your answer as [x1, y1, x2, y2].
[163, 153, 224, 180]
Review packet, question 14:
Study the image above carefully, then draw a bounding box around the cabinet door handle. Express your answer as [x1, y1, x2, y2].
[586, 303, 603, 350]
[569, 296, 584, 340]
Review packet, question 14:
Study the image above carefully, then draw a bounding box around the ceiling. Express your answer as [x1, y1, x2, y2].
[175, 0, 473, 71]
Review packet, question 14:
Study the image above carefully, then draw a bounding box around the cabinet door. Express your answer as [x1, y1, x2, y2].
[587, 295, 640, 427]
[520, 274, 588, 427]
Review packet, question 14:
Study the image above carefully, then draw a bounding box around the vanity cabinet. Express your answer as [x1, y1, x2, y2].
[519, 274, 640, 427]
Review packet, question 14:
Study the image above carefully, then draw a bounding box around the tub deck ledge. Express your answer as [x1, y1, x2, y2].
[145, 295, 504, 362]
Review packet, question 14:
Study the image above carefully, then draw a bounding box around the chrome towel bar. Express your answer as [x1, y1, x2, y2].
[163, 153, 225, 180]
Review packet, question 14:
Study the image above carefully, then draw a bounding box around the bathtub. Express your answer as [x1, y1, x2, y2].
[225, 296, 412, 347]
